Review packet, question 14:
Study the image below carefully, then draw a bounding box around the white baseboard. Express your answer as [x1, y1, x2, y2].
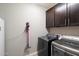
[26, 48, 46, 56]
[5, 48, 46, 56]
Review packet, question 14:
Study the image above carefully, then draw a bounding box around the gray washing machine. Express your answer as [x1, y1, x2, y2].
[51, 35, 79, 56]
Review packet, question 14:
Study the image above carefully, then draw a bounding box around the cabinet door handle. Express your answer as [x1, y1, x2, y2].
[65, 19, 66, 26]
[68, 18, 70, 26]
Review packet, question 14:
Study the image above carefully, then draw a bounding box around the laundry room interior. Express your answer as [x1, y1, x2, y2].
[0, 3, 79, 56]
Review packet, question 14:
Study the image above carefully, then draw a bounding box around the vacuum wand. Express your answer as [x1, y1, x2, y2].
[25, 22, 31, 49]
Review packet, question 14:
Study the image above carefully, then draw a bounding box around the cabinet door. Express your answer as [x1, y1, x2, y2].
[37, 38, 48, 56]
[69, 3, 79, 26]
[46, 8, 55, 28]
[54, 3, 67, 27]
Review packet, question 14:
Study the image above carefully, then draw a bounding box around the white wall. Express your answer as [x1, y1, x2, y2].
[0, 3, 48, 56]
[0, 18, 5, 56]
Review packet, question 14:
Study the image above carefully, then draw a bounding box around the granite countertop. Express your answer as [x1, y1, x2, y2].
[38, 36, 49, 42]
[38, 34, 59, 42]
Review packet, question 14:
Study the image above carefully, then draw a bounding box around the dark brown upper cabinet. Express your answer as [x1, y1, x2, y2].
[68, 3, 79, 26]
[46, 7, 55, 28]
[46, 3, 79, 28]
[54, 3, 67, 27]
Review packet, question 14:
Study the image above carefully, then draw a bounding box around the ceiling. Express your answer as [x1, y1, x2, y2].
[37, 3, 57, 10]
